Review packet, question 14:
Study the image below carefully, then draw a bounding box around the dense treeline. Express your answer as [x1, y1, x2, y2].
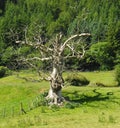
[0, 0, 119, 71]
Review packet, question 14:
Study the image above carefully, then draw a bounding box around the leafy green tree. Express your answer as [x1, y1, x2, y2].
[1, 1, 29, 46]
[0, 0, 119, 70]
[0, 0, 7, 16]
[89, 42, 114, 70]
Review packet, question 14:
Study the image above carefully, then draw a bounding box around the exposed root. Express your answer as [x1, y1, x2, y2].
[46, 95, 65, 106]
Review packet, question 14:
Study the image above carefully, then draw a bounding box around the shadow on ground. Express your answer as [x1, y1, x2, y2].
[63, 89, 113, 105]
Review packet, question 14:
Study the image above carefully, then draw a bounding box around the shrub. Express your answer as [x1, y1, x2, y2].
[115, 64, 120, 86]
[0, 66, 11, 78]
[65, 73, 90, 86]
[89, 42, 114, 70]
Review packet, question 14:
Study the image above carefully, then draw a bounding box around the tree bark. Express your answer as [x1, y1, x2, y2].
[45, 33, 90, 104]
[47, 66, 64, 104]
[16, 32, 90, 105]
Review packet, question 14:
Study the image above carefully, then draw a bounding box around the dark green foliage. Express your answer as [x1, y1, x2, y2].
[115, 65, 120, 86]
[0, 66, 6, 78]
[0, 66, 11, 78]
[65, 73, 89, 86]
[0, 46, 21, 69]
[0, 1, 30, 47]
[88, 42, 114, 70]
[0, 0, 119, 70]
[0, 0, 7, 15]
[78, 53, 100, 71]
[1, 46, 14, 64]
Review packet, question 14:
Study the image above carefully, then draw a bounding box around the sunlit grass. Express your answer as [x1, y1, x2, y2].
[0, 70, 120, 128]
[80, 71, 117, 86]
[64, 70, 117, 86]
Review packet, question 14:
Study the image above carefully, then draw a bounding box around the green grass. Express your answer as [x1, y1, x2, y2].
[0, 70, 120, 128]
[80, 71, 117, 86]
[64, 70, 117, 86]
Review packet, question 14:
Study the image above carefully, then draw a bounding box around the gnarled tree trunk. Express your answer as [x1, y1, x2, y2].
[16, 32, 90, 105]
[47, 42, 64, 104]
[47, 67, 64, 104]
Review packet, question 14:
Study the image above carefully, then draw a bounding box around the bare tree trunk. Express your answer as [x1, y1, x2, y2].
[16, 32, 90, 105]
[47, 65, 64, 104]
[46, 39, 65, 105]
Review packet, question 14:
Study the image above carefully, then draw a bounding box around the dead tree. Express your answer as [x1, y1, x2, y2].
[16, 32, 90, 105]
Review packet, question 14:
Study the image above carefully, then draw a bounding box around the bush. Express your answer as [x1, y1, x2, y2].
[115, 64, 120, 86]
[0, 66, 11, 78]
[89, 42, 114, 70]
[65, 73, 90, 86]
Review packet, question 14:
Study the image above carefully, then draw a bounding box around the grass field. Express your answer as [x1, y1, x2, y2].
[0, 70, 120, 128]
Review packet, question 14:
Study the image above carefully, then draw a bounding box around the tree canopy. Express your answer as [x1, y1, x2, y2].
[0, 0, 119, 70]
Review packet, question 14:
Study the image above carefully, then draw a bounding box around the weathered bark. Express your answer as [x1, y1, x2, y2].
[46, 67, 65, 104]
[46, 50, 65, 104]
[16, 32, 90, 105]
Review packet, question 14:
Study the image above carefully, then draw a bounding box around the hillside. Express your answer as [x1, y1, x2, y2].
[0, 71, 120, 128]
[0, 0, 119, 70]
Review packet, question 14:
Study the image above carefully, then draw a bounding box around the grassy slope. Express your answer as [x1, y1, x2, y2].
[64, 70, 117, 86]
[0, 70, 120, 128]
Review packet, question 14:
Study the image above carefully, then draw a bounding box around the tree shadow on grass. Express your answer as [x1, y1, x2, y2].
[63, 89, 111, 105]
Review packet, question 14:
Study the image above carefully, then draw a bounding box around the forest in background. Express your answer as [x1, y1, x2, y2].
[0, 0, 120, 71]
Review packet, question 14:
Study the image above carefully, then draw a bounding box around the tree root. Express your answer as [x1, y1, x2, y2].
[46, 95, 65, 106]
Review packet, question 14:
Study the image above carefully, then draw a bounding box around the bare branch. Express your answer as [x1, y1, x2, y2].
[16, 40, 53, 53]
[16, 26, 53, 55]
[25, 57, 52, 61]
[17, 57, 38, 70]
[38, 71, 51, 81]
[24, 26, 28, 44]
[17, 57, 52, 81]
[15, 31, 91, 104]
[80, 45, 85, 58]
[60, 33, 90, 53]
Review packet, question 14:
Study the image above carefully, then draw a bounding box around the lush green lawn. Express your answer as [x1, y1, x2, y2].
[0, 70, 120, 128]
[64, 70, 117, 86]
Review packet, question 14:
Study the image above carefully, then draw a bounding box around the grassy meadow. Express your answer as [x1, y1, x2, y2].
[0, 70, 120, 128]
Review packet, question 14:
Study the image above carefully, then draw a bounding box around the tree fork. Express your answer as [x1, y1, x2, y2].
[16, 32, 90, 105]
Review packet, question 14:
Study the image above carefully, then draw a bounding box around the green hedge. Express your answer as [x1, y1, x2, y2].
[0, 66, 11, 78]
[65, 73, 90, 86]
